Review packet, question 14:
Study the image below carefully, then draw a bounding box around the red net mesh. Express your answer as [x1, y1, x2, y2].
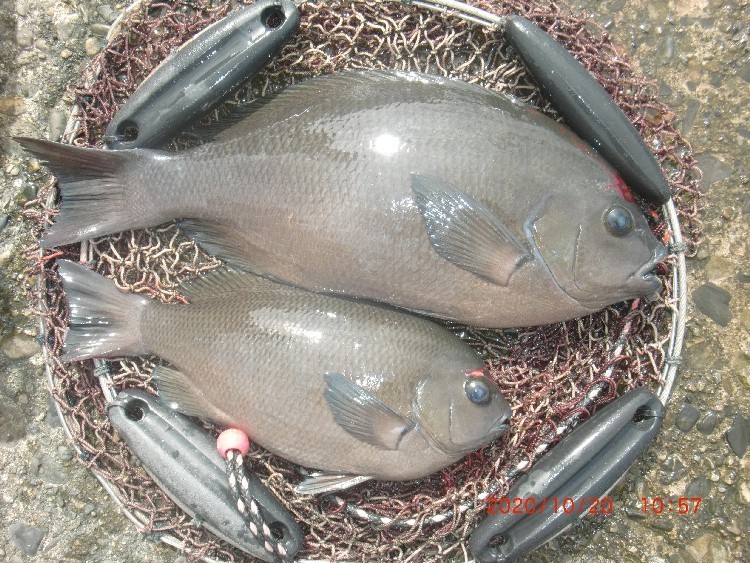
[22, 0, 703, 561]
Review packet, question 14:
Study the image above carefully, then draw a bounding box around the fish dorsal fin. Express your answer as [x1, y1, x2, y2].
[179, 219, 266, 275]
[193, 74, 349, 142]
[193, 97, 278, 143]
[178, 267, 269, 302]
[293, 473, 373, 495]
[410, 173, 533, 286]
[152, 364, 224, 422]
[323, 372, 414, 451]
[196, 70, 465, 142]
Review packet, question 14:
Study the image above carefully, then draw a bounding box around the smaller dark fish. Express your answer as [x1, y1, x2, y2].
[58, 260, 512, 494]
[108, 389, 302, 561]
[469, 387, 665, 562]
[105, 0, 300, 149]
[504, 16, 671, 204]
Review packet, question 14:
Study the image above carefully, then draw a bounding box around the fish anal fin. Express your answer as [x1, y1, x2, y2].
[293, 473, 372, 495]
[178, 219, 264, 274]
[323, 372, 414, 451]
[410, 173, 532, 286]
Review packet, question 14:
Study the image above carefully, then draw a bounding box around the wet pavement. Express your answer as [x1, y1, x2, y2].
[1, 0, 748, 561]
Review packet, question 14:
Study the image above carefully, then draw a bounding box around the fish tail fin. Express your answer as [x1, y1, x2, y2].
[56, 260, 152, 361]
[14, 137, 160, 247]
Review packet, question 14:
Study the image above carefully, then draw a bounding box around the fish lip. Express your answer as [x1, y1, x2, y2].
[492, 410, 512, 436]
[492, 422, 510, 436]
[630, 242, 668, 283]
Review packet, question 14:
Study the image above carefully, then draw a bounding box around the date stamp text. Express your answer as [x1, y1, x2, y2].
[486, 496, 614, 516]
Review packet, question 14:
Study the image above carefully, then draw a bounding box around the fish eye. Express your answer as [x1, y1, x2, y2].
[605, 206, 634, 237]
[464, 378, 492, 405]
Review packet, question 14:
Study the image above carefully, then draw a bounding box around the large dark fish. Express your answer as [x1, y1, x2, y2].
[58, 261, 511, 493]
[19, 71, 666, 328]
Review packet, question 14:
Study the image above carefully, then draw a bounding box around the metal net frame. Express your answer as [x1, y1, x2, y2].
[21, 0, 703, 561]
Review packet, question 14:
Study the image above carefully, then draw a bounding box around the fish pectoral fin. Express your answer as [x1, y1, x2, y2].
[179, 219, 265, 275]
[323, 372, 415, 451]
[410, 173, 533, 286]
[152, 364, 221, 422]
[293, 473, 373, 495]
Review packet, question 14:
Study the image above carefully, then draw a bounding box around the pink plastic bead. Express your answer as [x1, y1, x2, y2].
[217, 428, 250, 458]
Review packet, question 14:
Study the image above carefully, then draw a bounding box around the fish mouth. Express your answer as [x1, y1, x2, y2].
[491, 411, 511, 437]
[629, 242, 667, 288]
[567, 235, 667, 310]
[448, 414, 511, 454]
[491, 421, 510, 437]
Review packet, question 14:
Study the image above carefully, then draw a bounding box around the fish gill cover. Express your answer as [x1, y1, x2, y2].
[21, 0, 703, 561]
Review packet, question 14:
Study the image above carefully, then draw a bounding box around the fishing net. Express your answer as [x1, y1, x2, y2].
[22, 0, 703, 561]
